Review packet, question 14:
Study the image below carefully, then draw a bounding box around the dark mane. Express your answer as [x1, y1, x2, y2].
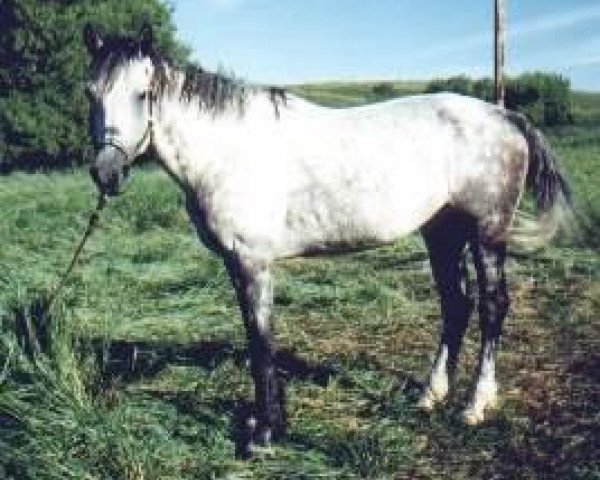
[180, 64, 248, 115]
[91, 33, 170, 96]
[93, 32, 287, 118]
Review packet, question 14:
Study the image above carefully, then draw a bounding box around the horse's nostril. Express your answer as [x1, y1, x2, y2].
[109, 170, 119, 185]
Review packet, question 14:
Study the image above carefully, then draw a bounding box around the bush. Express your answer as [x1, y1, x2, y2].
[472, 77, 494, 102]
[506, 72, 572, 126]
[425, 72, 573, 127]
[426, 75, 475, 97]
[372, 82, 396, 99]
[0, 0, 189, 173]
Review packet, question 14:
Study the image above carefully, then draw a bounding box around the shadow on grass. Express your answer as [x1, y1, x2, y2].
[90, 337, 429, 463]
[91, 338, 341, 388]
[88, 338, 346, 459]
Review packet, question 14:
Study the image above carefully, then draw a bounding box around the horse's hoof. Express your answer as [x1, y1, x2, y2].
[463, 383, 498, 425]
[462, 397, 497, 425]
[238, 439, 274, 460]
[237, 415, 279, 459]
[416, 386, 446, 412]
[249, 442, 275, 457]
[462, 406, 485, 425]
[242, 435, 275, 459]
[416, 392, 436, 411]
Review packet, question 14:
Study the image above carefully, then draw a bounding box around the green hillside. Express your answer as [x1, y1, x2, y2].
[290, 80, 427, 107]
[293, 81, 600, 128]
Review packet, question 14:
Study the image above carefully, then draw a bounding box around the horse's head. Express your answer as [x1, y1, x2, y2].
[83, 23, 157, 196]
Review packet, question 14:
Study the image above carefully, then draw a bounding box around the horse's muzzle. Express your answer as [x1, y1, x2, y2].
[90, 146, 129, 196]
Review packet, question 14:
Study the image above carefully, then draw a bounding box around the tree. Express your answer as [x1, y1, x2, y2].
[505, 72, 572, 126]
[0, 0, 189, 172]
[425, 72, 573, 127]
[372, 82, 396, 99]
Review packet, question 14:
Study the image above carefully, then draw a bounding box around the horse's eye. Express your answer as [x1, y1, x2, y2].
[138, 91, 148, 101]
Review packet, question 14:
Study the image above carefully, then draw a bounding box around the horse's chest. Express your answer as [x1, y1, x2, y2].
[185, 193, 227, 254]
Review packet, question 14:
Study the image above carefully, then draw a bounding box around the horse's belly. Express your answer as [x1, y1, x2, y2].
[280, 166, 448, 256]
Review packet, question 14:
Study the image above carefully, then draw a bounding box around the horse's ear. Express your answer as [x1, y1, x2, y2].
[139, 22, 154, 56]
[83, 22, 103, 56]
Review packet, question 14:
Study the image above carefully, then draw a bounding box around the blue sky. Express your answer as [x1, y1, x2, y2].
[171, 0, 600, 91]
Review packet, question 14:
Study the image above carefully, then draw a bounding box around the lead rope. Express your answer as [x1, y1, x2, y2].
[16, 194, 107, 359]
[44, 194, 107, 312]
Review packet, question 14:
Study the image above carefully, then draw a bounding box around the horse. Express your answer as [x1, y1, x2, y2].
[83, 23, 572, 456]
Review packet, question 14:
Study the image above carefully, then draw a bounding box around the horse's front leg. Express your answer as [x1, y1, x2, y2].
[224, 255, 286, 456]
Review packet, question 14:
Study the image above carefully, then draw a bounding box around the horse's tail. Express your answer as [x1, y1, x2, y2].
[508, 112, 574, 246]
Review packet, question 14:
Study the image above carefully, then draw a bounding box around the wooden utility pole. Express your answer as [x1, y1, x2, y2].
[494, 0, 506, 107]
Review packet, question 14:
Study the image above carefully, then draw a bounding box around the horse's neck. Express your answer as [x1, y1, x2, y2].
[152, 84, 282, 191]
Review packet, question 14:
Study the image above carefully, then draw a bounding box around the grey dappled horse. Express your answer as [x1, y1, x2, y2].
[83, 24, 571, 456]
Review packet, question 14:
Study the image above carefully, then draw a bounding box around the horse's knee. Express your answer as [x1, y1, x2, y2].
[471, 239, 509, 336]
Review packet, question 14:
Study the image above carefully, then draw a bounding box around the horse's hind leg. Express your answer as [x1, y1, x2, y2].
[418, 209, 474, 410]
[463, 238, 509, 424]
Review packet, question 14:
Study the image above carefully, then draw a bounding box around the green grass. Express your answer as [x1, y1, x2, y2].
[572, 91, 600, 126]
[290, 80, 426, 107]
[1, 92, 599, 478]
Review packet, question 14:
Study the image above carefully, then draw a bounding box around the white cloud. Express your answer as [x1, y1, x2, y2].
[510, 5, 600, 38]
[419, 4, 600, 60]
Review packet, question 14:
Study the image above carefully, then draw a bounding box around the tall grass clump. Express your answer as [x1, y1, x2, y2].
[0, 284, 98, 479]
[0, 281, 233, 479]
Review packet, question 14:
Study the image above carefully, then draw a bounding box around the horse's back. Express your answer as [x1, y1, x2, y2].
[197, 92, 529, 259]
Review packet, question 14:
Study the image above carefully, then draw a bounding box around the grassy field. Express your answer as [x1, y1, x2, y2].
[289, 81, 426, 107]
[571, 91, 600, 127]
[1, 86, 599, 479]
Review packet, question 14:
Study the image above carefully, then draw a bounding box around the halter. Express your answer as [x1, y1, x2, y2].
[97, 89, 155, 165]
